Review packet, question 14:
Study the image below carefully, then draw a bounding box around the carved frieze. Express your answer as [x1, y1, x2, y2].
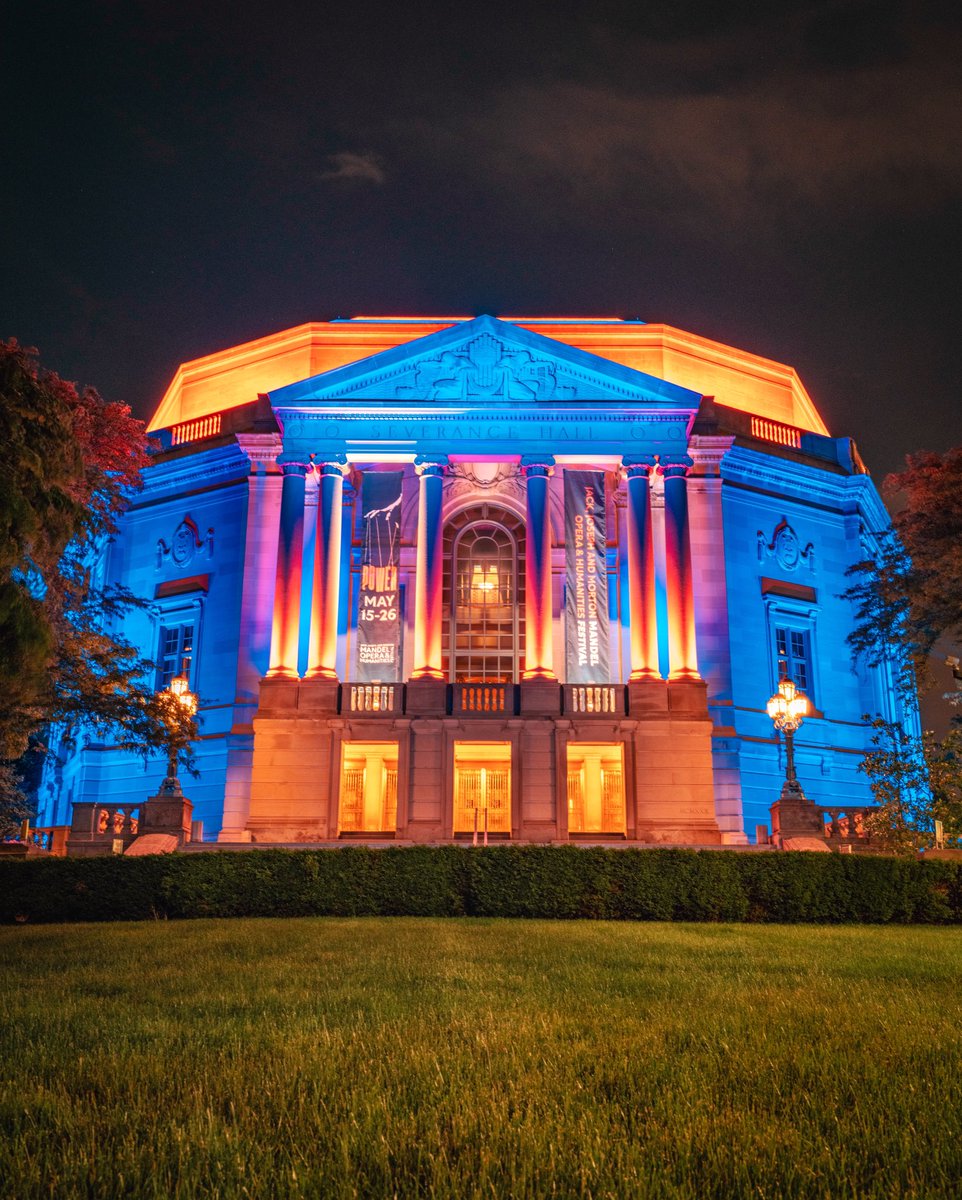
[395, 333, 576, 402]
[157, 515, 214, 570]
[757, 518, 814, 572]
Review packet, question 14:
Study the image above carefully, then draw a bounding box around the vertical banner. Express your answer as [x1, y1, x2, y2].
[355, 471, 403, 681]
[565, 470, 610, 683]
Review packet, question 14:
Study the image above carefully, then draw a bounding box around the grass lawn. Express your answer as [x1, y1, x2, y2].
[2, 921, 961, 1198]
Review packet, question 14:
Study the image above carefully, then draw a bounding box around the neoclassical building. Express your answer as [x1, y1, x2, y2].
[36, 315, 911, 845]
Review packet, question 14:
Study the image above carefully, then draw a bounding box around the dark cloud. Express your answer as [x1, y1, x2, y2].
[387, 21, 962, 232]
[1, 0, 961, 480]
[319, 152, 387, 186]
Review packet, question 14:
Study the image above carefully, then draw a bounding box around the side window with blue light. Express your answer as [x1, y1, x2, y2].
[157, 621, 195, 690]
[775, 626, 812, 698]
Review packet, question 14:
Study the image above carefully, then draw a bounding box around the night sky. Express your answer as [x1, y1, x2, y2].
[3, 0, 960, 481]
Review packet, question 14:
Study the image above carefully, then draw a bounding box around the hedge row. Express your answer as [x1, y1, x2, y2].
[3, 846, 962, 924]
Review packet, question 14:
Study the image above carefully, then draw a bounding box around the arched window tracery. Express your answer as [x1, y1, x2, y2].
[442, 505, 525, 682]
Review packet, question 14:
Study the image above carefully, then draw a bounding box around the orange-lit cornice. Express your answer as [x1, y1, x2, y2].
[148, 316, 829, 437]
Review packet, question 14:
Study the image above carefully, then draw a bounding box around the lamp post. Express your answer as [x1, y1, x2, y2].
[766, 677, 810, 800]
[159, 667, 197, 796]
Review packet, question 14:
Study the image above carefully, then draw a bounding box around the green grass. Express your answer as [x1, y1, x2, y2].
[2, 922, 961, 1199]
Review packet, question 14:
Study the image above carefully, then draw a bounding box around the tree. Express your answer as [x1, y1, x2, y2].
[858, 715, 959, 849]
[859, 718, 962, 853]
[845, 448, 962, 692]
[845, 448, 962, 852]
[0, 340, 195, 832]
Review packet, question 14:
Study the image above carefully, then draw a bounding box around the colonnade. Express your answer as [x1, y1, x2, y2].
[266, 452, 699, 684]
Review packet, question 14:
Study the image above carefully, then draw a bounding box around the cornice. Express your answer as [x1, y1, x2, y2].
[136, 443, 254, 503]
[722, 445, 888, 523]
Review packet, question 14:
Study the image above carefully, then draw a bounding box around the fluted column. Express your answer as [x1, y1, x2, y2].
[521, 456, 556, 681]
[623, 456, 661, 680]
[307, 457, 348, 680]
[411, 456, 447, 680]
[661, 456, 699, 679]
[267, 460, 309, 678]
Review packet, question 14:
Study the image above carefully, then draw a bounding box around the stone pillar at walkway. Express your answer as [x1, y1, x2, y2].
[267, 460, 308, 678]
[521, 456, 556, 681]
[411, 456, 447, 680]
[307, 458, 348, 680]
[661, 456, 699, 680]
[623, 456, 661, 681]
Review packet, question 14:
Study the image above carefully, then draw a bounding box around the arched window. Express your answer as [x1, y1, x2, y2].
[443, 506, 525, 682]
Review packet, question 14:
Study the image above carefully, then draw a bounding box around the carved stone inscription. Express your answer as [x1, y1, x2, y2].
[280, 415, 689, 449]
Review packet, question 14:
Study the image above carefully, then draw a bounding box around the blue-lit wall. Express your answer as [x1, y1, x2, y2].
[35, 427, 906, 844]
[706, 443, 907, 836]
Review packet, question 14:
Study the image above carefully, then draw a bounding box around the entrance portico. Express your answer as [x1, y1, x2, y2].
[247, 316, 721, 845]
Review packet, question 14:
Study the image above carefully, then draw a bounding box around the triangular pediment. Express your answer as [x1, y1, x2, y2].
[268, 315, 702, 409]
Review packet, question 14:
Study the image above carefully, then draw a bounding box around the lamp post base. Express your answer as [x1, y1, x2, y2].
[142, 789, 194, 846]
[770, 779, 824, 845]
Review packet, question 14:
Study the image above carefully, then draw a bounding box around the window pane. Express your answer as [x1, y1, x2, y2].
[452, 522, 518, 682]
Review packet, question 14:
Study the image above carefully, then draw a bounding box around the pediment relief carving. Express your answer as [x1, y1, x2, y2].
[157, 515, 214, 570]
[394, 333, 576, 402]
[757, 517, 814, 573]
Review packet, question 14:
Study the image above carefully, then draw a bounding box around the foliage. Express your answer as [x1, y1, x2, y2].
[0, 764, 31, 838]
[845, 447, 962, 693]
[858, 717, 962, 853]
[0, 341, 195, 822]
[3, 846, 961, 925]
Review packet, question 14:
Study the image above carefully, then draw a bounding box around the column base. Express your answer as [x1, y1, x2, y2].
[629, 668, 663, 682]
[305, 667, 338, 681]
[668, 668, 702, 682]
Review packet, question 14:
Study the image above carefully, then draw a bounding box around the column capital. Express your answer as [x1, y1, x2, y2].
[659, 454, 694, 479]
[414, 454, 449, 476]
[520, 455, 555, 476]
[622, 455, 658, 479]
[276, 457, 311, 476]
[311, 454, 349, 477]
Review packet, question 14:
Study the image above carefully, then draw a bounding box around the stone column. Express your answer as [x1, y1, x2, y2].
[267, 460, 309, 678]
[521, 456, 556, 681]
[307, 458, 348, 680]
[661, 456, 699, 679]
[411, 456, 448, 680]
[623, 457, 661, 680]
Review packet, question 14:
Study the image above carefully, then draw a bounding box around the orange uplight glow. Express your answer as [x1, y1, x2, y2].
[148, 318, 830, 438]
[662, 467, 699, 680]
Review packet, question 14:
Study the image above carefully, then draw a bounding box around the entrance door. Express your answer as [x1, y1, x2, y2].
[567, 743, 626, 834]
[453, 742, 512, 835]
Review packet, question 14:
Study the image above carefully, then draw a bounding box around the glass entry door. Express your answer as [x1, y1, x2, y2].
[453, 742, 512, 836]
[339, 742, 399, 834]
[567, 743, 626, 834]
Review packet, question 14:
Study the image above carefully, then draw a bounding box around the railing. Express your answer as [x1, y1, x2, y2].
[70, 802, 141, 843]
[346, 684, 400, 714]
[455, 684, 508, 714]
[750, 416, 801, 449]
[565, 685, 624, 716]
[335, 681, 640, 717]
[819, 807, 876, 847]
[26, 826, 70, 856]
[171, 414, 222, 446]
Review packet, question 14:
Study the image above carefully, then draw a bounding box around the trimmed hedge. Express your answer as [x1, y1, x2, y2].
[3, 846, 962, 924]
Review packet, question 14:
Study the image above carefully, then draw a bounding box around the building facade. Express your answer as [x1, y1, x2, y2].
[36, 316, 912, 845]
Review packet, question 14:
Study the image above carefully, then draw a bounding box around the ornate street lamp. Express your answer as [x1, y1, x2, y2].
[159, 666, 197, 796]
[766, 677, 810, 801]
